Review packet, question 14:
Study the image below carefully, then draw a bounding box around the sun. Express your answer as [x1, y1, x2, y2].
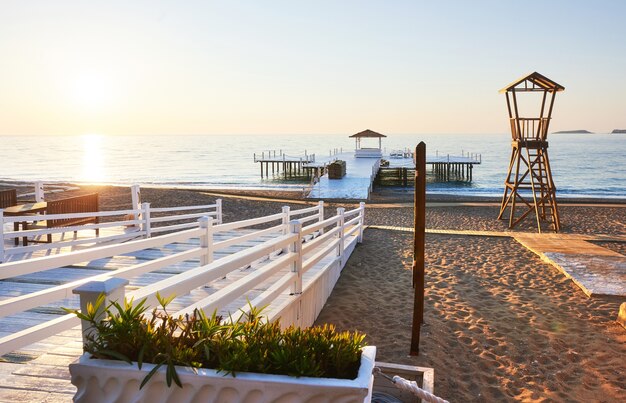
[71, 73, 114, 110]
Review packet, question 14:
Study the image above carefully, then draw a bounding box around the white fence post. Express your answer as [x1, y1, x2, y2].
[216, 199, 223, 224]
[317, 201, 324, 235]
[358, 202, 365, 243]
[336, 207, 345, 261]
[130, 185, 141, 227]
[34, 181, 44, 202]
[289, 220, 303, 296]
[73, 278, 129, 347]
[281, 206, 290, 235]
[0, 210, 4, 263]
[281, 206, 291, 254]
[141, 202, 151, 238]
[199, 216, 214, 265]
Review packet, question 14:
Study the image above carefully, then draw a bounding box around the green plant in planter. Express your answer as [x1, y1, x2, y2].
[66, 293, 366, 389]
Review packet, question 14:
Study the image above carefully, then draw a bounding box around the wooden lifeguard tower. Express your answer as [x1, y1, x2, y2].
[497, 72, 564, 232]
[350, 129, 386, 158]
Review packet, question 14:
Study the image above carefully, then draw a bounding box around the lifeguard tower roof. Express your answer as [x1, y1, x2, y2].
[499, 72, 565, 93]
[349, 129, 387, 138]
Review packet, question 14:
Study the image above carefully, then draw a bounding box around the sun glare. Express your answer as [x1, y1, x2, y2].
[72, 74, 114, 110]
[81, 134, 106, 183]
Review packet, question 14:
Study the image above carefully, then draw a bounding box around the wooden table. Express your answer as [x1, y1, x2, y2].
[3, 202, 47, 246]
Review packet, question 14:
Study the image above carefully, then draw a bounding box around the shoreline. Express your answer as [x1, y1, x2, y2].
[2, 180, 626, 205]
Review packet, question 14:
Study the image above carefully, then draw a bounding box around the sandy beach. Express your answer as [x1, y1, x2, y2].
[4, 183, 625, 401]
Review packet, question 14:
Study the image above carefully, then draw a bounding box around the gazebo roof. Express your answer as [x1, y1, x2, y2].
[349, 129, 387, 138]
[499, 72, 565, 93]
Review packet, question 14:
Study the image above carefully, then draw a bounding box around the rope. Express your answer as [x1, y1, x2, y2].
[373, 367, 449, 403]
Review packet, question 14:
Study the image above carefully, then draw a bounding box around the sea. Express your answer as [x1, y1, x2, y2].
[1, 133, 625, 199]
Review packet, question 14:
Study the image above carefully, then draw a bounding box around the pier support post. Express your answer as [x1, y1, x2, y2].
[73, 278, 129, 347]
[199, 216, 214, 265]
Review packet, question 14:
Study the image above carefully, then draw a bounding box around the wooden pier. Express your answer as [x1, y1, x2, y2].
[254, 149, 481, 199]
[380, 152, 482, 185]
[254, 150, 316, 179]
[254, 130, 481, 199]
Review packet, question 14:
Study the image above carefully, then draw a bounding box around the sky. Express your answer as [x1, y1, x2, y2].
[0, 1, 625, 135]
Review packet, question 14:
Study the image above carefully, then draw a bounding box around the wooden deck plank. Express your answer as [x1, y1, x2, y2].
[0, 388, 72, 403]
[8, 268, 113, 285]
[0, 373, 77, 394]
[12, 363, 70, 380]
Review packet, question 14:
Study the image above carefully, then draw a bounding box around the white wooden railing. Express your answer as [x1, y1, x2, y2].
[0, 201, 361, 356]
[253, 150, 315, 163]
[0, 200, 222, 262]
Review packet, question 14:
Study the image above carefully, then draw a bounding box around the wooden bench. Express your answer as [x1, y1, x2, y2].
[27, 193, 99, 245]
[0, 189, 17, 209]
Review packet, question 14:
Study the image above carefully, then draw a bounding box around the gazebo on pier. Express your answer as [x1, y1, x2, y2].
[350, 129, 386, 158]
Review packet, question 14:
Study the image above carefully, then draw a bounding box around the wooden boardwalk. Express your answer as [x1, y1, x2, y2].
[514, 233, 626, 297]
[1, 225, 143, 263]
[0, 220, 360, 401]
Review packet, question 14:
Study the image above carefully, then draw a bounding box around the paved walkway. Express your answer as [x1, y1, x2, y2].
[369, 225, 626, 298]
[514, 233, 626, 297]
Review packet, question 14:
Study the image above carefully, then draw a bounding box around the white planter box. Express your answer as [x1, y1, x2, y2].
[69, 346, 376, 403]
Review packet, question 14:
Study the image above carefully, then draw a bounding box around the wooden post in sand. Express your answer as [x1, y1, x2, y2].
[410, 142, 426, 356]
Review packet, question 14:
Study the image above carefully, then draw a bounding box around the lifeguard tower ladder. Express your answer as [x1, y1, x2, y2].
[497, 72, 564, 233]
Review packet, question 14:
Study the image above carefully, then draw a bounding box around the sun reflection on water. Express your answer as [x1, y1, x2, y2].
[81, 134, 106, 183]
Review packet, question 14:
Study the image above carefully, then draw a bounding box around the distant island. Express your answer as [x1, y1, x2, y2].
[553, 130, 593, 134]
[611, 129, 626, 134]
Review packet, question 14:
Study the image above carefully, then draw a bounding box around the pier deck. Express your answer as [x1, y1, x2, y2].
[306, 152, 379, 200]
